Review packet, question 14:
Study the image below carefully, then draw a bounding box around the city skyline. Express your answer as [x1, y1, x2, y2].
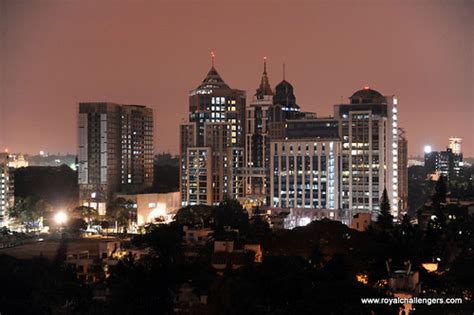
[1, 0, 473, 156]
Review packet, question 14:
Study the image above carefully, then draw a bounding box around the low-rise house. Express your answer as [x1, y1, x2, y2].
[182, 226, 214, 261]
[183, 226, 213, 245]
[211, 241, 262, 271]
[351, 213, 372, 232]
[66, 250, 102, 284]
[67, 241, 150, 282]
[387, 261, 421, 315]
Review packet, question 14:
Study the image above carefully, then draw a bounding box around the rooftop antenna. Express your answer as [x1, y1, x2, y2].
[210, 51, 215, 67]
[263, 56, 267, 74]
[283, 63, 286, 80]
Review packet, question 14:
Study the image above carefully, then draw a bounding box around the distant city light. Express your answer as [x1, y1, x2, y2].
[424, 145, 432, 154]
[421, 263, 438, 273]
[40, 150, 45, 156]
[356, 274, 369, 284]
[54, 211, 68, 225]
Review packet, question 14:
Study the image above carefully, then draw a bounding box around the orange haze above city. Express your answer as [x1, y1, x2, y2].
[0, 0, 472, 157]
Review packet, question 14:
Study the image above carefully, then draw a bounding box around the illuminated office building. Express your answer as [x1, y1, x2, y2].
[398, 128, 408, 213]
[334, 87, 399, 221]
[180, 57, 246, 206]
[448, 137, 462, 155]
[270, 140, 340, 210]
[183, 147, 212, 205]
[424, 138, 463, 181]
[78, 103, 154, 214]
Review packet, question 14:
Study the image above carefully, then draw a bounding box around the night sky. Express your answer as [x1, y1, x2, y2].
[1, 0, 472, 157]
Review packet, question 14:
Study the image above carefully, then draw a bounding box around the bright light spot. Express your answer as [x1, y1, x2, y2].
[39, 150, 45, 156]
[424, 145, 432, 154]
[147, 203, 167, 223]
[54, 211, 68, 225]
[356, 274, 369, 284]
[363, 86, 370, 90]
[421, 263, 438, 273]
[91, 192, 97, 198]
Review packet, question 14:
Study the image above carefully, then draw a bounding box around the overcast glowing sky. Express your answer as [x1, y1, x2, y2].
[1, 0, 472, 157]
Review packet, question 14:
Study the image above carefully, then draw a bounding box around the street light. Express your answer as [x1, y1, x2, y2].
[54, 211, 68, 225]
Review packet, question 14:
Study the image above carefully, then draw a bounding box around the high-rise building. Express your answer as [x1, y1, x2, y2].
[245, 58, 274, 202]
[188, 62, 246, 147]
[0, 153, 14, 227]
[398, 128, 408, 213]
[182, 147, 212, 205]
[266, 75, 303, 139]
[180, 57, 246, 206]
[334, 87, 399, 220]
[180, 123, 197, 205]
[119, 105, 154, 192]
[448, 137, 462, 155]
[78, 102, 153, 214]
[272, 72, 301, 119]
[424, 145, 463, 181]
[270, 139, 340, 210]
[180, 59, 407, 227]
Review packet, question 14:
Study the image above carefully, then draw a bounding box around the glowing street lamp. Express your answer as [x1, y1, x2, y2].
[54, 211, 68, 225]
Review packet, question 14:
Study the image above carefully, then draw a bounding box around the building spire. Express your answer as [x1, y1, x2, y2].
[283, 63, 286, 80]
[210, 51, 215, 67]
[256, 56, 273, 98]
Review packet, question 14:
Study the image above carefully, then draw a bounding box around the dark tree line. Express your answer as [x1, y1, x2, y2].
[14, 165, 78, 208]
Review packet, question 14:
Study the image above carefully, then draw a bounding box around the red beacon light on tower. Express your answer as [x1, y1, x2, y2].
[363, 86, 370, 90]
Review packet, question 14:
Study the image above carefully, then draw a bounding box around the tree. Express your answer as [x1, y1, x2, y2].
[174, 205, 213, 227]
[14, 165, 78, 208]
[72, 205, 98, 228]
[107, 198, 134, 234]
[247, 215, 270, 243]
[432, 175, 447, 206]
[213, 198, 249, 232]
[377, 188, 393, 231]
[309, 243, 324, 268]
[8, 197, 52, 232]
[399, 214, 414, 238]
[430, 176, 448, 231]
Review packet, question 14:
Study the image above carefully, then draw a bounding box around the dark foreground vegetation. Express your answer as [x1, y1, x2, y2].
[1, 184, 473, 314]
